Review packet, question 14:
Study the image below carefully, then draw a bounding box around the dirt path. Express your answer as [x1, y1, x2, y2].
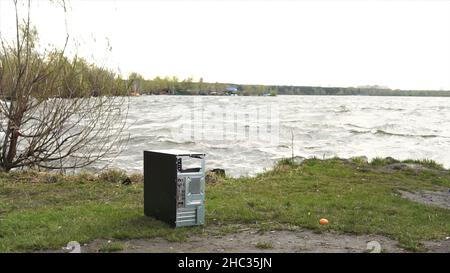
[40, 226, 450, 253]
[81, 228, 409, 253]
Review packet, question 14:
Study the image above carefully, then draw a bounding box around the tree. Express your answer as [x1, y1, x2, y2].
[198, 77, 204, 93]
[181, 77, 194, 92]
[242, 85, 257, 96]
[128, 72, 144, 93]
[171, 76, 179, 94]
[257, 85, 265, 95]
[0, 0, 129, 172]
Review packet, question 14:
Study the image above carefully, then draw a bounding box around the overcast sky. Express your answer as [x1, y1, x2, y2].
[1, 0, 450, 90]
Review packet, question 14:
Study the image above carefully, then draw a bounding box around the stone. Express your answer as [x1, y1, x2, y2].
[121, 177, 132, 185]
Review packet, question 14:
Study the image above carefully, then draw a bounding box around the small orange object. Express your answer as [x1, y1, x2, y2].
[319, 218, 329, 225]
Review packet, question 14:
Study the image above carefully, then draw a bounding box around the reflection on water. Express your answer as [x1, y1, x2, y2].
[97, 95, 450, 177]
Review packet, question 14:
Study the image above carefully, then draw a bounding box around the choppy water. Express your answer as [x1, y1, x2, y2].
[103, 95, 450, 177]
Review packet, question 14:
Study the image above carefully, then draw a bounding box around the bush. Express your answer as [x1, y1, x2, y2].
[401, 159, 445, 170]
[370, 157, 399, 167]
[255, 242, 273, 249]
[99, 169, 128, 183]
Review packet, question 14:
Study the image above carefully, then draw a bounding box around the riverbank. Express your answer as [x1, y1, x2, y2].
[0, 157, 449, 252]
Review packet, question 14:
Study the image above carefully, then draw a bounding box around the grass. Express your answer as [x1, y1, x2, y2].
[0, 170, 195, 252]
[206, 158, 450, 251]
[276, 158, 297, 166]
[0, 158, 449, 252]
[401, 159, 445, 170]
[98, 241, 125, 253]
[369, 157, 444, 170]
[369, 157, 400, 167]
[255, 241, 273, 249]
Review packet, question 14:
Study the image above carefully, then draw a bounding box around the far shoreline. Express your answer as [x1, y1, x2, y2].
[133, 93, 450, 98]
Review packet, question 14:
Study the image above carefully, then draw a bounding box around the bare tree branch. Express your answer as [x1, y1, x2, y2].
[0, 0, 130, 172]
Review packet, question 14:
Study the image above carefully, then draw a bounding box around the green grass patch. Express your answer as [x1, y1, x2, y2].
[401, 159, 445, 170]
[369, 157, 445, 171]
[255, 241, 273, 249]
[276, 158, 297, 167]
[207, 158, 450, 251]
[370, 157, 399, 167]
[0, 157, 449, 252]
[98, 241, 125, 253]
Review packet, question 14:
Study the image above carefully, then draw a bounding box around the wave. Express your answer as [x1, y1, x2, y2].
[382, 107, 405, 111]
[345, 123, 370, 129]
[156, 136, 196, 145]
[201, 143, 230, 150]
[349, 129, 371, 135]
[348, 127, 447, 138]
[304, 146, 319, 150]
[374, 129, 442, 138]
[278, 144, 290, 148]
[335, 105, 351, 113]
[359, 107, 405, 111]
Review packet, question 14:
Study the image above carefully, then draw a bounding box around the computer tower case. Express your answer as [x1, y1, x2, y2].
[144, 150, 205, 227]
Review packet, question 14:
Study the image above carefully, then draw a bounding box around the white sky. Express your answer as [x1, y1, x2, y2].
[1, 0, 450, 90]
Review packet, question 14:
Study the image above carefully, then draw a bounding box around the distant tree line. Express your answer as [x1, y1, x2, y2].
[127, 72, 450, 97]
[127, 73, 243, 96]
[264, 85, 450, 97]
[0, 50, 131, 99]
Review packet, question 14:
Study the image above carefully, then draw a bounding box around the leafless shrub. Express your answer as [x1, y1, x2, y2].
[0, 0, 130, 172]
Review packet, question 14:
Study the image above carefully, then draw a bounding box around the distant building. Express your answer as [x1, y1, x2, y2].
[225, 86, 238, 96]
[357, 85, 390, 90]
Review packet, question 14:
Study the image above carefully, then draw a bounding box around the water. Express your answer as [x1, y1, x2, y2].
[104, 95, 450, 177]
